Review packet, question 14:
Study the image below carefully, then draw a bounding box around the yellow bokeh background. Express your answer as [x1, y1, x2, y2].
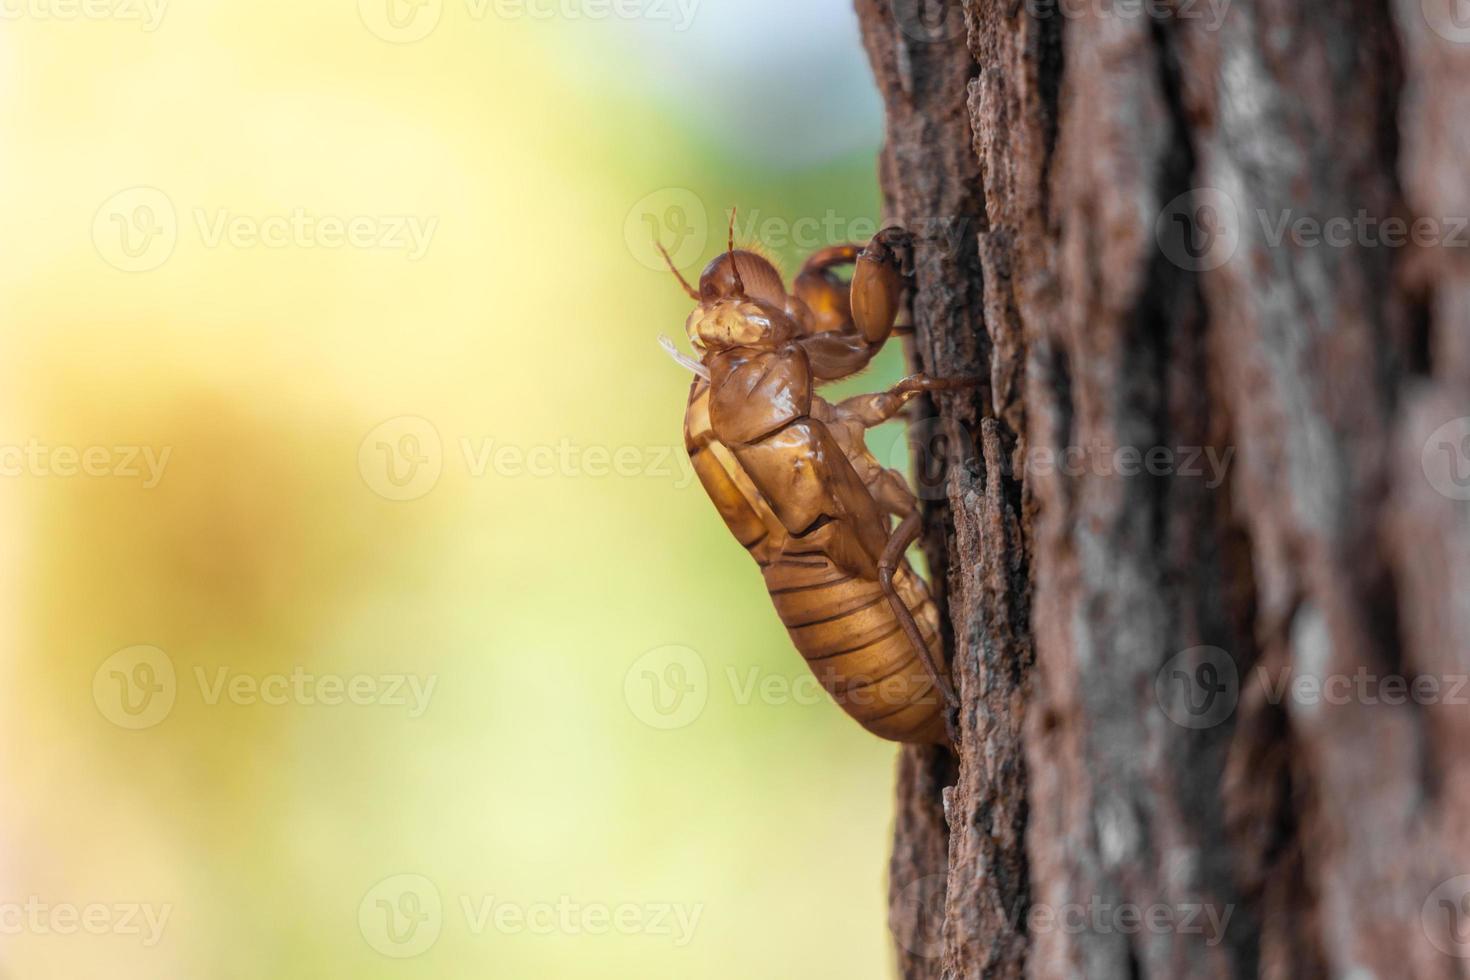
[0, 2, 915, 976]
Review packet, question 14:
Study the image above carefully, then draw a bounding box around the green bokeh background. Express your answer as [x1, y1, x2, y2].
[0, 3, 916, 976]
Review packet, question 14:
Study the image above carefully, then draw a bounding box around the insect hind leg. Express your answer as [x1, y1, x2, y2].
[878, 511, 958, 709]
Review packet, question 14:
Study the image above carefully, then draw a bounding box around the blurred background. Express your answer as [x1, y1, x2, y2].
[0, 1, 922, 976]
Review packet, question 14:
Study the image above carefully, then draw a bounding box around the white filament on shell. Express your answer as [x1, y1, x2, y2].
[658, 335, 710, 380]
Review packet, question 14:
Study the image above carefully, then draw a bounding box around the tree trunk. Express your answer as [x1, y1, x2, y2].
[854, 2, 1470, 978]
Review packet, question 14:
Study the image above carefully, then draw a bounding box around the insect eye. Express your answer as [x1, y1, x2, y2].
[697, 264, 735, 302]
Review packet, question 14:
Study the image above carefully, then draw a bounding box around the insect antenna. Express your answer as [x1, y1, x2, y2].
[654, 240, 699, 300]
[726, 207, 745, 296]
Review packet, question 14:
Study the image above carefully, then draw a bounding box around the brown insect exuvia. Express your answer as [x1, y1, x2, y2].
[659, 212, 976, 746]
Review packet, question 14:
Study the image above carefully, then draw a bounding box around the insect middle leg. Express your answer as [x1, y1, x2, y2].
[831, 373, 978, 426]
[834, 373, 983, 709]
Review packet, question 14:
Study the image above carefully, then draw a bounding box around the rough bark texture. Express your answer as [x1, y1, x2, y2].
[856, 2, 1470, 978]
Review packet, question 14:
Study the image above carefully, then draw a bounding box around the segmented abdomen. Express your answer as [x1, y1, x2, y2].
[762, 551, 947, 743]
[684, 379, 948, 745]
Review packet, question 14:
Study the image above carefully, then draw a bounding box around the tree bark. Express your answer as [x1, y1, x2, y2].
[855, 2, 1470, 978]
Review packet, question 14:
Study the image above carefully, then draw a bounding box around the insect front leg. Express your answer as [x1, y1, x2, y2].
[791, 228, 915, 382]
[793, 229, 914, 346]
[849, 227, 913, 344]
